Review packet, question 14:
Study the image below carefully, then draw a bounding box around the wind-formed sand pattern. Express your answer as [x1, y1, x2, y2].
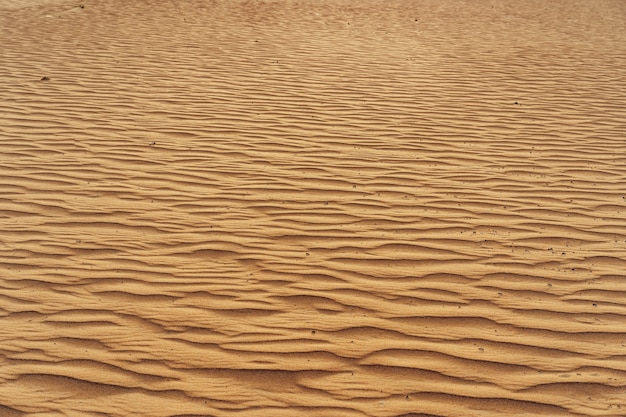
[1, 0, 625, 416]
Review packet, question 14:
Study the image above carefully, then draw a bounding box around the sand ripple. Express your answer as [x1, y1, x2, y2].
[1, 0, 626, 416]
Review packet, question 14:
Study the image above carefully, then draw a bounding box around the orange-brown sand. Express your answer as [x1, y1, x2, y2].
[1, 0, 626, 416]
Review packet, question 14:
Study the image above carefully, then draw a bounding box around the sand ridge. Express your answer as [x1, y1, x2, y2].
[1, 0, 626, 416]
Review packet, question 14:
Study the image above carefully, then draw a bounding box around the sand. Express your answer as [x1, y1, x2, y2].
[1, 0, 625, 415]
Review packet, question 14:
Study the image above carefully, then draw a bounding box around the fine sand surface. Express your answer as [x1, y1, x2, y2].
[1, 0, 626, 416]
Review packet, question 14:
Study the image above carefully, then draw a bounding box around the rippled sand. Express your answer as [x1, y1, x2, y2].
[1, 0, 626, 416]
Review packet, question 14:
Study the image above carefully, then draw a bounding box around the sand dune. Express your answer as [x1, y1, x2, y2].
[1, 0, 625, 415]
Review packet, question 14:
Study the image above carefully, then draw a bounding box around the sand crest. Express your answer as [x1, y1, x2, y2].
[1, 0, 625, 416]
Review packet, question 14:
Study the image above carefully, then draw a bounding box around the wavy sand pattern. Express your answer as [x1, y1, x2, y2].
[1, 0, 626, 416]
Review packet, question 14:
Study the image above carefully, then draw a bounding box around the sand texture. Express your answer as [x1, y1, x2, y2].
[1, 0, 626, 416]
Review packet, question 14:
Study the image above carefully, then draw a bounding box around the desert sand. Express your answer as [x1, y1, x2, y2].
[1, 0, 625, 416]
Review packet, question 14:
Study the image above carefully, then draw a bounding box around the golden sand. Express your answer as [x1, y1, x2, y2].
[1, 0, 625, 415]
